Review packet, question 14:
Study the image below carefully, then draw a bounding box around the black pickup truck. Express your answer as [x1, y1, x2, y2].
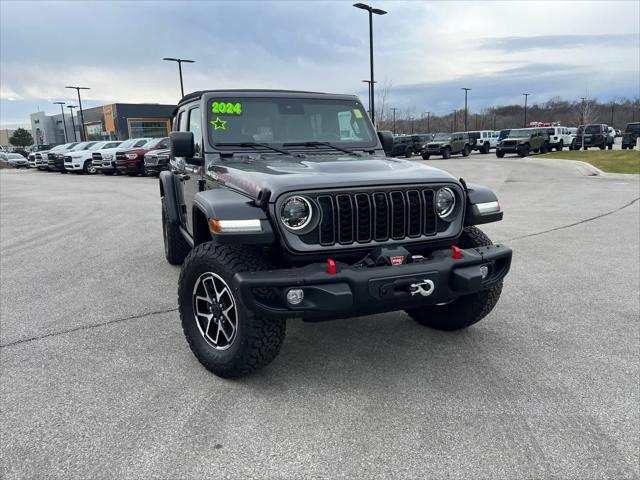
[159, 90, 512, 378]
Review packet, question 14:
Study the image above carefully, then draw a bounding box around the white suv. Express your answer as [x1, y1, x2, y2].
[65, 141, 122, 174]
[542, 127, 573, 151]
[469, 130, 498, 154]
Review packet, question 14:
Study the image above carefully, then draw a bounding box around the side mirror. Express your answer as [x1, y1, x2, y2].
[170, 131, 195, 159]
[377, 130, 394, 156]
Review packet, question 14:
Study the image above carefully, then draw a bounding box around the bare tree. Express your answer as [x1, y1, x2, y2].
[374, 78, 393, 126]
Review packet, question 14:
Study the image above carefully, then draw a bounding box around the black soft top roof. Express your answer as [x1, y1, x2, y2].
[175, 89, 358, 111]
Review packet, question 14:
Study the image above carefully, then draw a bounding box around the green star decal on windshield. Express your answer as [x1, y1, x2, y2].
[211, 116, 227, 130]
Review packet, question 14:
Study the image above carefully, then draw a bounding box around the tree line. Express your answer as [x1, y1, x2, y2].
[373, 85, 639, 135]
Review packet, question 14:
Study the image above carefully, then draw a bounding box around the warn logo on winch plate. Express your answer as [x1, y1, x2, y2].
[390, 256, 404, 266]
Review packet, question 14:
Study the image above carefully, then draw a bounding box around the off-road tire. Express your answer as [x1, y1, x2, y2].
[607, 142, 613, 150]
[405, 148, 412, 158]
[178, 243, 286, 378]
[557, 140, 564, 151]
[405, 226, 503, 331]
[583, 146, 588, 150]
[599, 143, 606, 150]
[482, 143, 490, 154]
[496, 150, 505, 158]
[162, 196, 190, 265]
[422, 153, 430, 160]
[442, 148, 451, 159]
[461, 145, 471, 157]
[540, 143, 549, 154]
[517, 145, 530, 157]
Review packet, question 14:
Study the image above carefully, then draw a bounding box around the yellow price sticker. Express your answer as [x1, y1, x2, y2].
[353, 109, 363, 119]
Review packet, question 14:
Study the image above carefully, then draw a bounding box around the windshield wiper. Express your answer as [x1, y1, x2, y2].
[216, 142, 298, 156]
[284, 141, 362, 156]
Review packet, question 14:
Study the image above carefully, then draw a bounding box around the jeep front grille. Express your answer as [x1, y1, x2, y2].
[303, 189, 439, 246]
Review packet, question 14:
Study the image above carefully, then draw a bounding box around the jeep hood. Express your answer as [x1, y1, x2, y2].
[207, 153, 457, 200]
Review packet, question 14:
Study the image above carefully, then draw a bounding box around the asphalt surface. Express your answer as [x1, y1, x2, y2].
[1, 155, 639, 479]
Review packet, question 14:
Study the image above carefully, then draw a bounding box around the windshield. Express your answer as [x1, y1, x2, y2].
[625, 123, 640, 133]
[585, 125, 600, 134]
[207, 97, 375, 149]
[70, 142, 95, 151]
[432, 133, 451, 141]
[89, 142, 107, 150]
[116, 139, 139, 149]
[143, 138, 164, 149]
[508, 129, 531, 138]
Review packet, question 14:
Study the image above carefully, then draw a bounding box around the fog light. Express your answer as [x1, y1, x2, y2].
[286, 289, 304, 305]
[480, 265, 489, 279]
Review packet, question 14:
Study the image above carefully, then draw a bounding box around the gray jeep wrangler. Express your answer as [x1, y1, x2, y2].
[422, 132, 471, 159]
[160, 90, 512, 378]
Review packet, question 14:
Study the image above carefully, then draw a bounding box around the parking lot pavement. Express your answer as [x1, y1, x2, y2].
[1, 162, 639, 479]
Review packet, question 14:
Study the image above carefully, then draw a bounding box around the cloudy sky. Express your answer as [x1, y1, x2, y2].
[1, 0, 638, 128]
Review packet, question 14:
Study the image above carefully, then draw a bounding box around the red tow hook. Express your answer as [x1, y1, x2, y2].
[326, 258, 337, 275]
[451, 246, 463, 260]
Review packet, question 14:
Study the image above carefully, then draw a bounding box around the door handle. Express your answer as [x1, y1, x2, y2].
[178, 173, 190, 181]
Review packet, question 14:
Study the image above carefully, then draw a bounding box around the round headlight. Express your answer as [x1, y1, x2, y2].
[281, 196, 312, 230]
[436, 187, 456, 219]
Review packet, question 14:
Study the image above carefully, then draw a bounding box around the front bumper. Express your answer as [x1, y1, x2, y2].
[144, 163, 168, 175]
[496, 145, 521, 153]
[115, 160, 139, 174]
[94, 160, 115, 172]
[234, 244, 512, 320]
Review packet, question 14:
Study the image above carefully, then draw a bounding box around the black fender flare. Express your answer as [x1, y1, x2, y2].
[464, 183, 503, 226]
[159, 171, 181, 225]
[191, 188, 275, 246]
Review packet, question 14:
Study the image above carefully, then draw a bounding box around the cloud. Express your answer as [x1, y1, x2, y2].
[481, 34, 639, 52]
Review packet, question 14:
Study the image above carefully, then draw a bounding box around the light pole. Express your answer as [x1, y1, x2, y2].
[67, 105, 78, 142]
[163, 57, 195, 98]
[580, 97, 586, 125]
[362, 79, 377, 118]
[461, 88, 471, 131]
[391, 107, 397, 134]
[522, 93, 530, 127]
[453, 110, 457, 132]
[65, 86, 90, 141]
[353, 3, 387, 126]
[424, 111, 431, 132]
[53, 101, 68, 143]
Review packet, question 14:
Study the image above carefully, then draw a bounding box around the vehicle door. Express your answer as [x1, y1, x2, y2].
[180, 105, 204, 234]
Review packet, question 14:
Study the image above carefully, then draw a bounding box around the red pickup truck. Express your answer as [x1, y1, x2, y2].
[114, 137, 169, 176]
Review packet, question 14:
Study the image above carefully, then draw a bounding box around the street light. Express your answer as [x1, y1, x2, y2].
[461, 88, 471, 132]
[453, 110, 457, 132]
[580, 97, 586, 125]
[353, 3, 387, 126]
[423, 111, 431, 132]
[53, 101, 68, 143]
[522, 93, 530, 127]
[163, 57, 195, 98]
[361, 79, 377, 118]
[65, 86, 90, 141]
[66, 105, 78, 142]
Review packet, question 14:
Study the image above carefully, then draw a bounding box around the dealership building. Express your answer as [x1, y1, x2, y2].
[29, 103, 175, 146]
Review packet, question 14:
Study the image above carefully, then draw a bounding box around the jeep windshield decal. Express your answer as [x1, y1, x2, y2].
[207, 97, 377, 151]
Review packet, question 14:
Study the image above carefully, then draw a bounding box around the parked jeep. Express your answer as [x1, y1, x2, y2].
[496, 128, 550, 157]
[411, 134, 432, 156]
[468, 130, 497, 154]
[390, 135, 414, 157]
[159, 90, 512, 378]
[422, 132, 471, 159]
[622, 122, 639, 149]
[542, 127, 572, 151]
[574, 124, 613, 150]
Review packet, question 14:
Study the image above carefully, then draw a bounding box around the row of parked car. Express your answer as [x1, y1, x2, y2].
[390, 122, 639, 159]
[25, 138, 171, 176]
